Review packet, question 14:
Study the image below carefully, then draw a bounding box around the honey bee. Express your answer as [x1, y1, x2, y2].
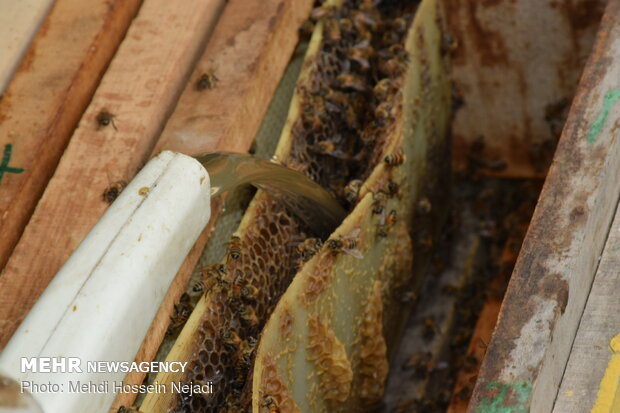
[236, 336, 257, 366]
[384, 148, 405, 166]
[373, 78, 394, 101]
[372, 190, 387, 214]
[230, 368, 246, 391]
[310, 141, 349, 160]
[339, 17, 354, 33]
[221, 329, 242, 351]
[352, 9, 379, 31]
[422, 317, 437, 340]
[324, 89, 348, 107]
[380, 57, 407, 77]
[230, 271, 259, 303]
[378, 209, 397, 237]
[327, 228, 363, 259]
[399, 289, 417, 303]
[392, 16, 408, 36]
[360, 123, 377, 145]
[344, 179, 363, 204]
[262, 395, 280, 413]
[325, 18, 341, 41]
[102, 180, 128, 204]
[96, 109, 117, 130]
[117, 406, 142, 413]
[193, 264, 228, 293]
[166, 293, 192, 336]
[301, 111, 323, 133]
[240, 285, 259, 302]
[238, 304, 259, 328]
[375, 102, 391, 124]
[196, 72, 218, 91]
[349, 40, 373, 71]
[386, 181, 399, 197]
[297, 237, 323, 262]
[310, 5, 335, 20]
[389, 44, 409, 60]
[299, 20, 315, 37]
[416, 197, 432, 214]
[227, 235, 242, 261]
[336, 73, 367, 92]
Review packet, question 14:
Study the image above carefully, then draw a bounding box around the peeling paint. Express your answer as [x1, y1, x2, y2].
[476, 381, 532, 413]
[587, 90, 620, 144]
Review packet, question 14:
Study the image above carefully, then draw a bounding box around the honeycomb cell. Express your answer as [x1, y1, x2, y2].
[307, 315, 353, 404]
[358, 281, 389, 403]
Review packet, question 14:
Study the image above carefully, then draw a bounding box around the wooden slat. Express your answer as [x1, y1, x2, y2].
[552, 203, 620, 413]
[0, 0, 55, 93]
[0, 0, 226, 349]
[447, 0, 605, 178]
[469, 0, 620, 411]
[0, 0, 142, 274]
[114, 0, 314, 409]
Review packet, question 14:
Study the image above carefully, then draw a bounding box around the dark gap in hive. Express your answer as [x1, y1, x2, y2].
[381, 168, 543, 412]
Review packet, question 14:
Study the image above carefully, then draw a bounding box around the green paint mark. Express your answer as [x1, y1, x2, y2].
[476, 381, 532, 413]
[587, 90, 620, 144]
[0, 144, 25, 184]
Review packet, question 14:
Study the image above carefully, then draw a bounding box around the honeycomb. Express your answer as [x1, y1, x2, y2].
[307, 315, 353, 404]
[142, 0, 451, 411]
[358, 281, 388, 403]
[251, 0, 452, 411]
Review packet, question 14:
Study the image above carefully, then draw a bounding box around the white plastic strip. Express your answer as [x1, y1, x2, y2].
[0, 151, 211, 413]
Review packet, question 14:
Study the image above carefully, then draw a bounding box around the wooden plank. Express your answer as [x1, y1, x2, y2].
[0, 0, 142, 275]
[447, 0, 605, 178]
[0, 0, 55, 93]
[552, 204, 620, 413]
[0, 0, 226, 349]
[113, 1, 314, 410]
[469, 0, 620, 411]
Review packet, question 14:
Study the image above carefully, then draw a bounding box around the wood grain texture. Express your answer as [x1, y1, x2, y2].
[0, 0, 55, 93]
[469, 1, 620, 411]
[0, 0, 142, 275]
[552, 203, 620, 413]
[0, 0, 226, 349]
[112, 0, 315, 409]
[447, 0, 605, 178]
[152, 0, 314, 155]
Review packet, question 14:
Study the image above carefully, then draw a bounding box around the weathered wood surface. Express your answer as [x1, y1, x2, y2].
[0, 0, 55, 93]
[0, 0, 225, 350]
[552, 203, 620, 413]
[469, 0, 620, 411]
[448, 0, 605, 178]
[0, 0, 142, 274]
[112, 0, 315, 409]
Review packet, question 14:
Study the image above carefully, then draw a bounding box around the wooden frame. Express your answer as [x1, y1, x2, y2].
[469, 0, 620, 410]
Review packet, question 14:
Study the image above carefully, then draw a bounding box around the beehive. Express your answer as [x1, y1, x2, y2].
[0, 0, 613, 412]
[142, 0, 450, 411]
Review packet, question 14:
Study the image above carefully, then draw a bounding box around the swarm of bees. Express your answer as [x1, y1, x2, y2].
[168, 1, 415, 412]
